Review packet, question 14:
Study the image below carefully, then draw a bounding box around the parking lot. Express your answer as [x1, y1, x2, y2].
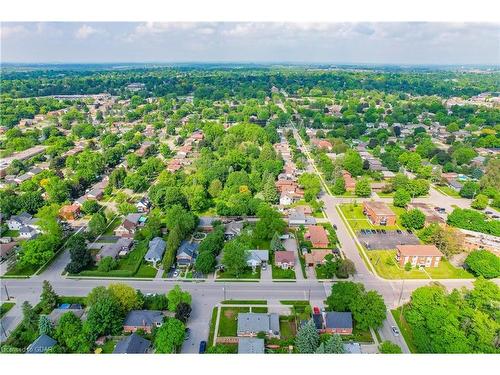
[356, 229, 420, 250]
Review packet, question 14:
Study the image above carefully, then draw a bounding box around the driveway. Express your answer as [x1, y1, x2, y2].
[283, 237, 303, 280]
[260, 265, 272, 281]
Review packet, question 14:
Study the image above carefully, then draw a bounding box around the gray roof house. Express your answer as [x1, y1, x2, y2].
[7, 212, 39, 231]
[144, 237, 166, 264]
[448, 179, 464, 191]
[237, 313, 280, 338]
[246, 250, 269, 269]
[224, 221, 244, 239]
[113, 333, 151, 354]
[324, 312, 353, 330]
[288, 211, 316, 226]
[26, 334, 57, 354]
[48, 308, 85, 325]
[18, 225, 40, 239]
[238, 337, 265, 354]
[123, 310, 164, 333]
[176, 241, 199, 267]
[96, 238, 134, 261]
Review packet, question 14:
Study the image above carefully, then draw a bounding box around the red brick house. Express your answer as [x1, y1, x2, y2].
[59, 204, 81, 221]
[342, 170, 356, 192]
[313, 312, 353, 335]
[396, 244, 443, 268]
[363, 201, 396, 226]
[304, 225, 329, 248]
[274, 251, 295, 269]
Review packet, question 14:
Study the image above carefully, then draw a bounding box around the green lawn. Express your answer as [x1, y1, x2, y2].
[208, 307, 218, 344]
[368, 250, 473, 279]
[221, 300, 267, 305]
[78, 241, 152, 278]
[315, 265, 333, 279]
[217, 267, 261, 279]
[391, 307, 417, 353]
[103, 216, 122, 235]
[0, 302, 15, 318]
[4, 264, 38, 277]
[99, 338, 118, 353]
[272, 266, 296, 279]
[218, 307, 250, 337]
[279, 317, 297, 340]
[435, 185, 461, 198]
[341, 324, 374, 343]
[2, 230, 19, 238]
[250, 238, 271, 250]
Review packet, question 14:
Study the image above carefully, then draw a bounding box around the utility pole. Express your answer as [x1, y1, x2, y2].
[3, 284, 9, 301]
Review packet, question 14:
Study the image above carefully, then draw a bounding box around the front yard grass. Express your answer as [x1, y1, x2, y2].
[272, 265, 296, 279]
[221, 300, 267, 305]
[279, 317, 297, 340]
[368, 250, 473, 279]
[218, 307, 250, 337]
[435, 185, 461, 198]
[0, 302, 15, 318]
[98, 338, 118, 353]
[217, 267, 261, 280]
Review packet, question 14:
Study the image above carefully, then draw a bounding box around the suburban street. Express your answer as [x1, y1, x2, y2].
[0, 127, 497, 353]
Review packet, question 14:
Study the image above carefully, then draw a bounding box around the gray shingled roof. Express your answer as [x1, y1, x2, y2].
[145, 237, 166, 262]
[238, 338, 265, 354]
[124, 310, 163, 328]
[113, 333, 151, 354]
[324, 312, 353, 329]
[237, 313, 280, 336]
[26, 334, 57, 354]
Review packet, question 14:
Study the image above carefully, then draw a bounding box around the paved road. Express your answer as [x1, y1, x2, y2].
[1, 126, 498, 353]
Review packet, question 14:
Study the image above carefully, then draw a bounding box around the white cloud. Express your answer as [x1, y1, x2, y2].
[0, 24, 28, 39]
[75, 24, 99, 39]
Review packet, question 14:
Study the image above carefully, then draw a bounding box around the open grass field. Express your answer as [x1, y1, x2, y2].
[218, 307, 250, 337]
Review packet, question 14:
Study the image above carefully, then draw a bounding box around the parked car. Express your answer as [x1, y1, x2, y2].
[332, 224, 338, 230]
[396, 229, 402, 234]
[173, 269, 180, 278]
[199, 341, 207, 354]
[313, 306, 320, 314]
[485, 211, 492, 215]
[184, 328, 191, 341]
[391, 326, 400, 336]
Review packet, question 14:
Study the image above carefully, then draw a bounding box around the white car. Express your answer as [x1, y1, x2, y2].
[391, 326, 400, 336]
[173, 270, 180, 278]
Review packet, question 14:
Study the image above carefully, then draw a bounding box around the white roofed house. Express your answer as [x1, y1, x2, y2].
[246, 250, 269, 271]
[144, 237, 166, 267]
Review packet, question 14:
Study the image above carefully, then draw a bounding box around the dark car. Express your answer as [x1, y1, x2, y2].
[184, 328, 191, 341]
[332, 224, 338, 230]
[396, 229, 402, 234]
[199, 341, 207, 354]
[485, 211, 493, 215]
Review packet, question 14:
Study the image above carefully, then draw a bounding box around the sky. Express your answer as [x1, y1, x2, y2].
[1, 22, 499, 65]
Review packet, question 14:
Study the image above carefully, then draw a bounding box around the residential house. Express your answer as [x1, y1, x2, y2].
[313, 311, 353, 335]
[274, 251, 295, 269]
[224, 221, 244, 240]
[246, 250, 269, 270]
[19, 225, 40, 240]
[342, 170, 356, 192]
[114, 213, 145, 238]
[238, 338, 265, 354]
[7, 212, 38, 231]
[113, 333, 151, 354]
[175, 240, 199, 267]
[304, 249, 332, 267]
[0, 241, 17, 260]
[362, 201, 396, 226]
[304, 225, 329, 248]
[396, 244, 443, 268]
[407, 202, 444, 224]
[123, 310, 164, 334]
[288, 210, 316, 226]
[48, 308, 85, 325]
[59, 204, 81, 221]
[26, 335, 57, 354]
[198, 216, 217, 232]
[135, 197, 152, 213]
[144, 237, 166, 265]
[96, 238, 134, 261]
[460, 228, 500, 256]
[237, 313, 280, 338]
[312, 139, 333, 151]
[448, 179, 463, 192]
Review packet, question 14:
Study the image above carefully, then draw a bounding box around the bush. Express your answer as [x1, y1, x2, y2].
[97, 256, 118, 272]
[471, 194, 489, 210]
[464, 250, 500, 279]
[401, 209, 425, 230]
[404, 262, 412, 271]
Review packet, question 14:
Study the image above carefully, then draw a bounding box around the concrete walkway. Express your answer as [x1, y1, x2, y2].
[283, 237, 303, 280]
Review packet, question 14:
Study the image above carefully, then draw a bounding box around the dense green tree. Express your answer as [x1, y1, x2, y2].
[343, 150, 363, 176]
[108, 283, 142, 314]
[295, 320, 320, 353]
[465, 250, 500, 279]
[222, 240, 248, 277]
[154, 318, 185, 354]
[167, 285, 192, 312]
[39, 280, 59, 314]
[379, 341, 402, 353]
[393, 189, 411, 208]
[401, 209, 426, 230]
[326, 282, 364, 312]
[355, 178, 371, 197]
